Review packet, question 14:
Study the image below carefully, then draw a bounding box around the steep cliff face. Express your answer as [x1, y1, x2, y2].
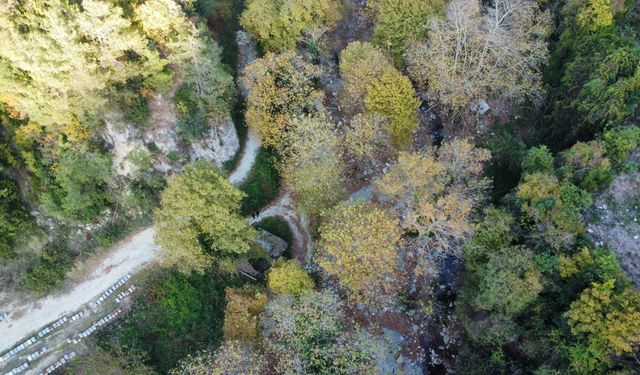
[105, 73, 240, 177]
[190, 116, 240, 167]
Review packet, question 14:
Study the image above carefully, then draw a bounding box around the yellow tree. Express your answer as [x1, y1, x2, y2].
[317, 201, 401, 305]
[365, 68, 420, 149]
[241, 52, 322, 150]
[240, 0, 342, 52]
[338, 41, 394, 116]
[153, 161, 257, 274]
[267, 259, 315, 296]
[376, 139, 490, 282]
[566, 280, 640, 364]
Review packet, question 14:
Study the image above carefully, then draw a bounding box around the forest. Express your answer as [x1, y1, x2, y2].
[0, 0, 639, 374]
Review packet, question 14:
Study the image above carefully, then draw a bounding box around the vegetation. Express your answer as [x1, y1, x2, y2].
[239, 148, 281, 215]
[317, 200, 401, 305]
[100, 268, 245, 373]
[2, 1, 640, 374]
[371, 0, 444, 64]
[407, 0, 550, 116]
[267, 259, 315, 296]
[241, 52, 322, 151]
[154, 161, 257, 273]
[240, 0, 342, 52]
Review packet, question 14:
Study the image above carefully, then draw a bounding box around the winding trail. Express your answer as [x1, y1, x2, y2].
[0, 120, 311, 358]
[228, 130, 259, 184]
[0, 28, 311, 367]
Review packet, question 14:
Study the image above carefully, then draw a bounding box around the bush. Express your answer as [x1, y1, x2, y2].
[22, 236, 72, 294]
[267, 259, 314, 295]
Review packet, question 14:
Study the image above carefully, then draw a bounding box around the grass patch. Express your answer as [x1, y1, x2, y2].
[239, 148, 280, 215]
[254, 216, 293, 256]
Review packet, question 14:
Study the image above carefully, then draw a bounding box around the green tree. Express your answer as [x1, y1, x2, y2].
[241, 52, 322, 150]
[0, 0, 169, 128]
[153, 161, 257, 273]
[240, 0, 342, 52]
[522, 145, 555, 175]
[45, 148, 114, 221]
[558, 140, 613, 191]
[603, 125, 640, 166]
[317, 201, 401, 305]
[372, 0, 444, 64]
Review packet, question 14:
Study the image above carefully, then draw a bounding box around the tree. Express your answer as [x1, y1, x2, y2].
[522, 145, 555, 175]
[240, 0, 341, 52]
[261, 291, 377, 373]
[371, 0, 444, 64]
[153, 161, 257, 273]
[0, 0, 169, 128]
[222, 286, 267, 342]
[558, 140, 613, 191]
[376, 139, 490, 261]
[472, 245, 542, 316]
[566, 280, 640, 367]
[267, 259, 315, 296]
[342, 113, 394, 177]
[516, 173, 592, 250]
[317, 201, 401, 305]
[338, 41, 394, 117]
[364, 67, 420, 149]
[603, 125, 640, 166]
[279, 114, 346, 217]
[170, 341, 266, 375]
[240, 52, 323, 150]
[45, 147, 114, 220]
[407, 0, 550, 115]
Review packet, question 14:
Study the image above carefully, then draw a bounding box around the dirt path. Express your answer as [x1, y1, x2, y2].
[0, 228, 158, 354]
[248, 192, 313, 262]
[228, 129, 259, 184]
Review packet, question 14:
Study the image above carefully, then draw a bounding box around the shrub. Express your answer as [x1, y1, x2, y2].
[22, 236, 72, 294]
[558, 140, 613, 191]
[267, 259, 314, 295]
